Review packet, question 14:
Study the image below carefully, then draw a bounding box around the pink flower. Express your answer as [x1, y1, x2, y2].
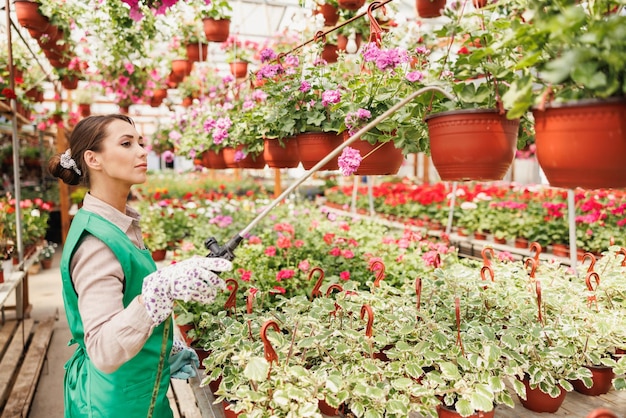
[338, 147, 362, 176]
[271, 286, 286, 294]
[265, 246, 276, 256]
[329, 247, 341, 257]
[276, 269, 295, 281]
[249, 236, 262, 245]
[298, 260, 310, 272]
[342, 249, 355, 259]
[276, 235, 292, 249]
[340, 271, 350, 281]
[239, 269, 252, 282]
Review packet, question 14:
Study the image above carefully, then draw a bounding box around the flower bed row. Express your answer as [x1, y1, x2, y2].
[323, 180, 626, 254]
[132, 174, 625, 417]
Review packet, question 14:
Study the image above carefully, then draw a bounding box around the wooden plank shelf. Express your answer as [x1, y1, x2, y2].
[0, 317, 55, 417]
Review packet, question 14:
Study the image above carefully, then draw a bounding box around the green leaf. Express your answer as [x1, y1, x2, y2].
[243, 357, 269, 382]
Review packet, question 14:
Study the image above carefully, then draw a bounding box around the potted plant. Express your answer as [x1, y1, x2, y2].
[501, 0, 626, 189]
[38, 240, 57, 269]
[221, 35, 259, 78]
[197, 0, 233, 42]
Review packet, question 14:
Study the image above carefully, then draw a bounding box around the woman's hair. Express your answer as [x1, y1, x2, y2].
[48, 114, 135, 186]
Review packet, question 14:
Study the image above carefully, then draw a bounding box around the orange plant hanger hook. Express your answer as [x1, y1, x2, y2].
[360, 304, 374, 337]
[224, 279, 238, 315]
[370, 260, 386, 287]
[260, 320, 281, 364]
[309, 267, 326, 298]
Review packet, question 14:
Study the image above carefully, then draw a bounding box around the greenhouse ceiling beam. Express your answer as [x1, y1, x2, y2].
[238, 0, 299, 8]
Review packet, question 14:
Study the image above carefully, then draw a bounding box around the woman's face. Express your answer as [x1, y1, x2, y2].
[95, 119, 148, 187]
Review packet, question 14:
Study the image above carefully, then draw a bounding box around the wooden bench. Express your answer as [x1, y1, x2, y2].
[0, 317, 55, 418]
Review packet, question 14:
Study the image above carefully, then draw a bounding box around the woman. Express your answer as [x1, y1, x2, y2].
[48, 114, 231, 417]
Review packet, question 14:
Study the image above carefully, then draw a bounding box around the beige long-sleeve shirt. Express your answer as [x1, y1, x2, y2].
[70, 193, 155, 374]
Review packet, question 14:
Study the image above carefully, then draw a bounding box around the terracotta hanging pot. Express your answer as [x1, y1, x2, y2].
[14, 0, 50, 33]
[296, 131, 343, 170]
[436, 404, 495, 418]
[229, 62, 249, 79]
[551, 243, 569, 258]
[518, 376, 567, 413]
[572, 365, 615, 396]
[61, 75, 79, 90]
[202, 18, 230, 42]
[425, 108, 519, 181]
[337, 33, 363, 52]
[186, 42, 208, 62]
[151, 249, 167, 262]
[416, 0, 447, 18]
[317, 3, 340, 26]
[181, 96, 194, 107]
[343, 132, 404, 175]
[171, 59, 191, 79]
[533, 98, 626, 189]
[78, 103, 91, 117]
[337, 0, 366, 10]
[222, 147, 240, 169]
[514, 237, 529, 249]
[321, 43, 339, 63]
[202, 149, 228, 170]
[150, 88, 167, 107]
[236, 146, 266, 169]
[263, 137, 300, 168]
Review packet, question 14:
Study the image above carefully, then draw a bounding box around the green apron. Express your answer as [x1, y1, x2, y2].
[60, 209, 173, 418]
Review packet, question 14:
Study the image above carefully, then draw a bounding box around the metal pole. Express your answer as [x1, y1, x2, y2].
[445, 182, 458, 235]
[237, 86, 454, 238]
[567, 189, 577, 273]
[350, 175, 358, 214]
[367, 176, 374, 216]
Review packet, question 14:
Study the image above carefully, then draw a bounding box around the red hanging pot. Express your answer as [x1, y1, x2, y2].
[296, 131, 343, 170]
[186, 42, 208, 62]
[343, 132, 404, 175]
[416, 0, 447, 18]
[222, 147, 240, 169]
[236, 145, 266, 169]
[425, 108, 519, 181]
[317, 3, 340, 26]
[14, 0, 50, 32]
[61, 75, 79, 90]
[78, 103, 91, 117]
[263, 137, 300, 168]
[202, 149, 227, 170]
[338, 0, 366, 10]
[229, 62, 249, 79]
[533, 98, 626, 189]
[203, 18, 230, 42]
[321, 43, 338, 63]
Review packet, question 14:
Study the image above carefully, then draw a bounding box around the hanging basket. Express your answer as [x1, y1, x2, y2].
[338, 0, 366, 10]
[263, 137, 300, 168]
[416, 0, 447, 18]
[171, 59, 192, 79]
[296, 131, 343, 170]
[316, 3, 340, 26]
[186, 43, 208, 62]
[14, 0, 49, 32]
[425, 108, 519, 181]
[343, 132, 404, 176]
[533, 98, 626, 189]
[78, 103, 91, 117]
[321, 43, 339, 64]
[202, 18, 230, 42]
[61, 75, 79, 90]
[229, 62, 249, 79]
[201, 149, 227, 170]
[222, 147, 240, 169]
[236, 146, 266, 169]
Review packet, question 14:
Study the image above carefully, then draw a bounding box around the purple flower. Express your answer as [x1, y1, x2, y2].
[299, 81, 311, 92]
[284, 55, 300, 67]
[243, 100, 255, 110]
[260, 48, 277, 63]
[212, 128, 228, 145]
[338, 147, 362, 176]
[234, 150, 246, 162]
[203, 119, 216, 133]
[321, 89, 341, 106]
[162, 150, 175, 163]
[251, 90, 267, 102]
[406, 71, 424, 82]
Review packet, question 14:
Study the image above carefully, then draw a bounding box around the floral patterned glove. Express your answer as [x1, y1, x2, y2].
[169, 338, 199, 380]
[142, 257, 231, 324]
